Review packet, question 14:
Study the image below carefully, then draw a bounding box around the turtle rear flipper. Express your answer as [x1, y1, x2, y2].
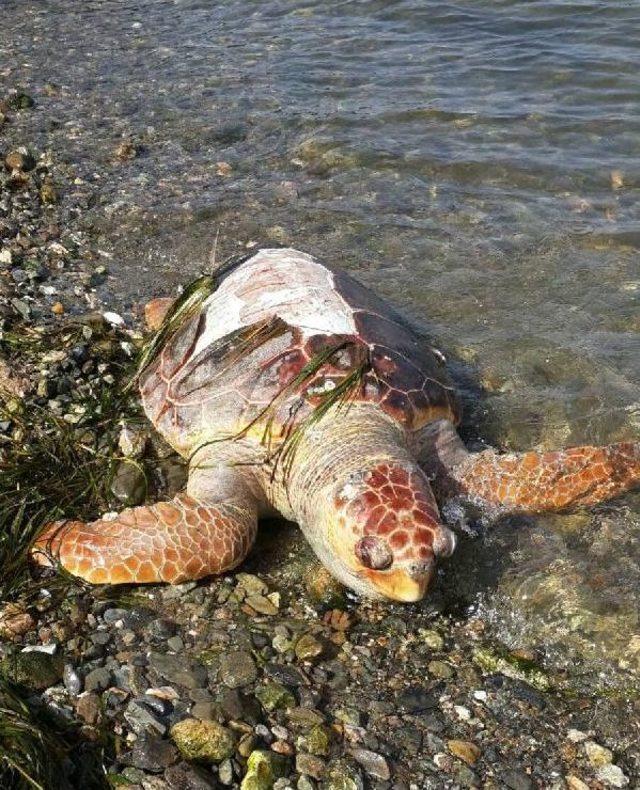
[452, 442, 640, 514]
[31, 489, 257, 585]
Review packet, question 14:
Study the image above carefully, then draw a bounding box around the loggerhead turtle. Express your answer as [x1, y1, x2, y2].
[33, 248, 640, 601]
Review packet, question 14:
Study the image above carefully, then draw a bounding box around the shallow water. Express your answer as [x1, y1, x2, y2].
[3, 0, 640, 679]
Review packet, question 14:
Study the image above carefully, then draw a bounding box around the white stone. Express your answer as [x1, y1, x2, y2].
[595, 764, 629, 788]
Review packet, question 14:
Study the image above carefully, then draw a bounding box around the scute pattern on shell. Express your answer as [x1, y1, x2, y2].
[140, 249, 460, 457]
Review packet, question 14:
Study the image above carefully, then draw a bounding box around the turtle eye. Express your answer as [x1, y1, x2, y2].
[355, 536, 393, 570]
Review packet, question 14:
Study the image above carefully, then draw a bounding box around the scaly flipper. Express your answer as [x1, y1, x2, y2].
[453, 442, 640, 514]
[31, 483, 258, 585]
[415, 420, 640, 515]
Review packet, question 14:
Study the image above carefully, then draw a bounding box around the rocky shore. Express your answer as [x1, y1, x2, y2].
[0, 88, 638, 790]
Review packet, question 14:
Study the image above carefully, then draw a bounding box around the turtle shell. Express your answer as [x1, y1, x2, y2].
[140, 249, 460, 457]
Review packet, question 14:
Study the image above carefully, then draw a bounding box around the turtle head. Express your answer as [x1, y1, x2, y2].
[324, 460, 457, 602]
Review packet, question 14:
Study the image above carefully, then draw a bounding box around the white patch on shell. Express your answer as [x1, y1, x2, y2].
[192, 248, 357, 358]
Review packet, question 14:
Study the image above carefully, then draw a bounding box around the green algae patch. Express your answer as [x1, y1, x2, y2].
[170, 718, 236, 763]
[240, 749, 288, 790]
[472, 645, 551, 692]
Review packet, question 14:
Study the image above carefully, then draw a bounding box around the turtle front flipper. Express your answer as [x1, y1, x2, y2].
[451, 442, 640, 514]
[31, 491, 258, 585]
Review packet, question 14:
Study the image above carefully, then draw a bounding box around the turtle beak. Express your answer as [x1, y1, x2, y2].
[362, 558, 435, 602]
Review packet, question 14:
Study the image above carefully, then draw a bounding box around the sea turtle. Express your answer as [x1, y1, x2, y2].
[33, 248, 640, 601]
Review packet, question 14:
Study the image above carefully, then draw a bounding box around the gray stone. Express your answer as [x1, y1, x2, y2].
[63, 663, 82, 695]
[111, 459, 147, 505]
[167, 636, 184, 652]
[149, 651, 207, 689]
[124, 734, 178, 772]
[296, 753, 326, 779]
[264, 663, 306, 687]
[595, 765, 629, 788]
[76, 692, 101, 725]
[124, 699, 167, 735]
[350, 749, 391, 781]
[220, 651, 257, 688]
[84, 666, 112, 693]
[218, 758, 234, 785]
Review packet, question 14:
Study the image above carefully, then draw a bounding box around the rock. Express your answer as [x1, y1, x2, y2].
[147, 619, 178, 639]
[218, 758, 234, 785]
[7, 92, 35, 109]
[124, 733, 179, 772]
[3, 651, 63, 690]
[264, 663, 306, 686]
[191, 701, 218, 721]
[397, 685, 438, 714]
[418, 629, 444, 650]
[245, 595, 278, 616]
[167, 636, 184, 652]
[220, 651, 257, 688]
[296, 753, 326, 779]
[0, 604, 34, 638]
[323, 760, 364, 790]
[111, 459, 147, 506]
[350, 749, 390, 780]
[566, 777, 589, 790]
[503, 769, 533, 790]
[303, 565, 346, 608]
[63, 664, 82, 695]
[295, 633, 323, 661]
[255, 683, 296, 712]
[305, 725, 331, 757]
[76, 692, 102, 725]
[149, 651, 207, 688]
[39, 180, 57, 204]
[216, 161, 232, 176]
[584, 741, 613, 767]
[235, 573, 269, 596]
[115, 140, 139, 161]
[447, 740, 481, 766]
[164, 762, 218, 789]
[170, 718, 236, 763]
[595, 765, 629, 788]
[84, 666, 112, 693]
[428, 660, 453, 679]
[240, 750, 288, 790]
[5, 148, 35, 172]
[124, 699, 167, 735]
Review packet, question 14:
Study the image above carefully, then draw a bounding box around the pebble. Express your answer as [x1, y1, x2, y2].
[295, 633, 323, 661]
[245, 594, 279, 615]
[565, 777, 589, 790]
[124, 734, 179, 772]
[428, 660, 454, 679]
[447, 739, 481, 766]
[63, 663, 82, 695]
[241, 750, 287, 790]
[256, 683, 296, 712]
[84, 666, 112, 693]
[170, 718, 236, 763]
[76, 692, 102, 725]
[595, 764, 629, 788]
[419, 628, 444, 650]
[124, 699, 167, 736]
[584, 740, 613, 767]
[220, 651, 258, 688]
[350, 748, 391, 780]
[296, 752, 326, 779]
